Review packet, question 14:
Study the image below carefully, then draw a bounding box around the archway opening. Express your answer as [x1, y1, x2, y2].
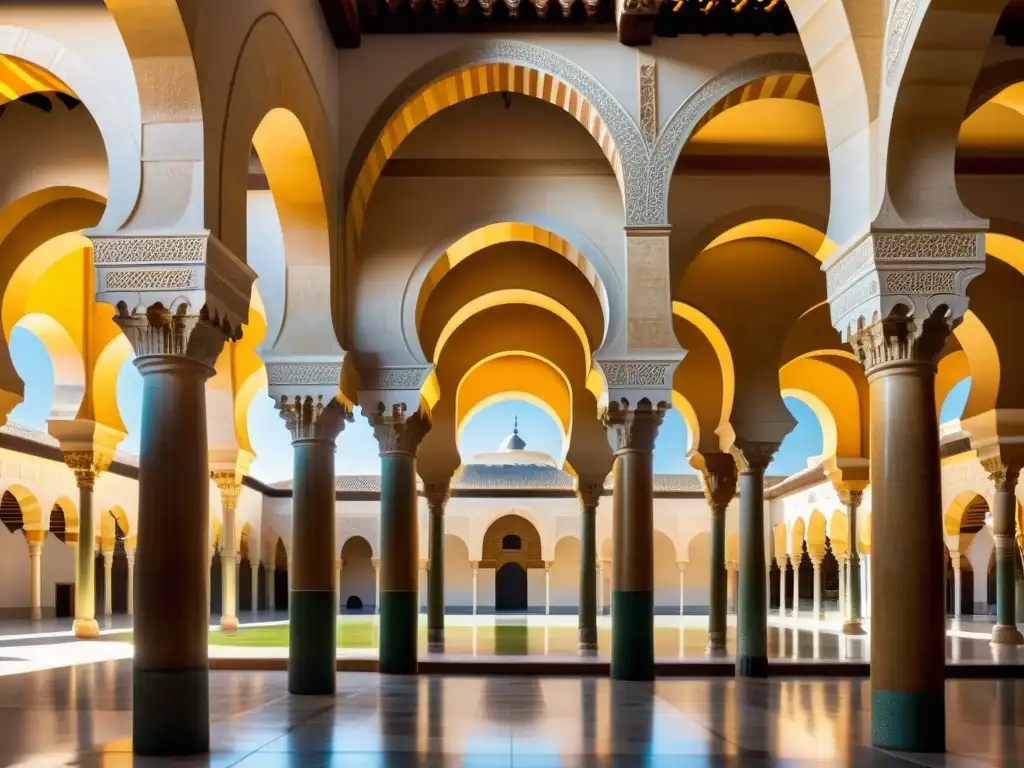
[341, 536, 374, 614]
[495, 562, 528, 613]
[274, 539, 289, 613]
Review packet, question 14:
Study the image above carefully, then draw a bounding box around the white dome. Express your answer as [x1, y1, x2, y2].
[466, 417, 557, 467]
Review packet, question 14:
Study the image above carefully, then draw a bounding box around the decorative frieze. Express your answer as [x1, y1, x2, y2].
[359, 366, 432, 391]
[367, 403, 432, 457]
[276, 395, 352, 443]
[424, 479, 451, 511]
[638, 54, 657, 146]
[885, 0, 920, 85]
[598, 358, 678, 415]
[603, 400, 666, 454]
[825, 231, 985, 347]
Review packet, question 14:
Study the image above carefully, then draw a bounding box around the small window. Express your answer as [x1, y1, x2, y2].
[502, 534, 522, 551]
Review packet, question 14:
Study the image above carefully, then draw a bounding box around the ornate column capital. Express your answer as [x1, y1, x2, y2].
[210, 469, 243, 510]
[92, 233, 255, 365]
[982, 457, 1021, 492]
[677, 560, 687, 574]
[24, 529, 46, 554]
[423, 479, 451, 512]
[837, 488, 864, 509]
[371, 557, 381, 569]
[276, 395, 352, 444]
[367, 403, 431, 457]
[576, 478, 605, 509]
[949, 551, 963, 571]
[825, 231, 985, 365]
[734, 439, 780, 474]
[597, 358, 678, 421]
[603, 399, 666, 454]
[697, 452, 738, 515]
[49, 420, 123, 489]
[61, 451, 109, 490]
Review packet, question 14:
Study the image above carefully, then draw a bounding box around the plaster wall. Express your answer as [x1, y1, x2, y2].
[964, 525, 995, 614]
[247, 191, 287, 352]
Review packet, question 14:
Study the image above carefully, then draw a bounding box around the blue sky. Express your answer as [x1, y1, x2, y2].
[7, 324, 974, 484]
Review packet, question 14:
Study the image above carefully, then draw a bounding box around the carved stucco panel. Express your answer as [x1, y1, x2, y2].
[626, 236, 675, 350]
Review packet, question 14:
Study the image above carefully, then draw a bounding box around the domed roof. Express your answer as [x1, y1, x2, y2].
[465, 416, 557, 468]
[499, 417, 527, 451]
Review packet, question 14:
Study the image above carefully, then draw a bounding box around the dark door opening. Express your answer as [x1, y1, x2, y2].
[495, 563, 528, 613]
[55, 583, 73, 618]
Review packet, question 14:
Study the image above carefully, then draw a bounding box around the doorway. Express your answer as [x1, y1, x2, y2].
[495, 563, 527, 613]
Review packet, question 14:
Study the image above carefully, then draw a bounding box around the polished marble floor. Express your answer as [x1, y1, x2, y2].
[0, 662, 1021, 766]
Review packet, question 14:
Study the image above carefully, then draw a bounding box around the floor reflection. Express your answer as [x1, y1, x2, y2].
[0, 663, 1020, 766]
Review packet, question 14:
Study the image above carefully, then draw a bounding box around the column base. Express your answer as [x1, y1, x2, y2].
[842, 619, 866, 636]
[991, 623, 1024, 646]
[30, 608, 42, 621]
[288, 591, 337, 695]
[705, 630, 727, 658]
[578, 627, 597, 656]
[427, 627, 444, 653]
[219, 615, 239, 633]
[737, 655, 768, 678]
[871, 689, 945, 752]
[134, 667, 209, 755]
[611, 591, 653, 681]
[380, 590, 418, 675]
[74, 618, 100, 639]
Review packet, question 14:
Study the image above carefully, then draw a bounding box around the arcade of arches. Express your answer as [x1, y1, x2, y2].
[2, 0, 1024, 760]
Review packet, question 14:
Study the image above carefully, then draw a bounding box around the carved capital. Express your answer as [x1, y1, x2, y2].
[848, 311, 955, 375]
[734, 439, 780, 474]
[699, 452, 738, 515]
[982, 457, 1021, 493]
[62, 450, 112, 490]
[367, 403, 432, 457]
[598, 356, 679, 417]
[424, 479, 451, 511]
[837, 489, 864, 510]
[576, 479, 604, 509]
[276, 395, 351, 444]
[210, 469, 242, 511]
[825, 231, 985, 345]
[112, 307, 230, 369]
[92, 232, 255, 345]
[603, 399, 666, 454]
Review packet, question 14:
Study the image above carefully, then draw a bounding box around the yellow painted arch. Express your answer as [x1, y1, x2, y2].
[690, 73, 818, 137]
[779, 356, 864, 459]
[1, 484, 42, 528]
[952, 311, 998, 419]
[673, 301, 734, 448]
[705, 218, 836, 262]
[0, 54, 76, 106]
[348, 62, 623, 259]
[434, 289, 593, 372]
[456, 355, 571, 437]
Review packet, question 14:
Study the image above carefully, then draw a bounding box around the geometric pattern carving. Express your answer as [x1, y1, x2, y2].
[602, 363, 671, 388]
[266, 363, 342, 387]
[105, 269, 193, 290]
[639, 58, 657, 146]
[883, 271, 956, 294]
[885, 0, 920, 85]
[359, 366, 431, 391]
[92, 235, 207, 264]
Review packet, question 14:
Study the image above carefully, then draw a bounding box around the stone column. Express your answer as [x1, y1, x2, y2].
[60, 452, 110, 639]
[596, 561, 605, 617]
[840, 489, 866, 635]
[950, 552, 963, 620]
[577, 482, 600, 655]
[605, 401, 664, 681]
[266, 564, 276, 613]
[372, 558, 381, 613]
[424, 480, 450, 651]
[124, 549, 136, 617]
[471, 562, 479, 615]
[836, 555, 846, 620]
[984, 459, 1024, 645]
[810, 557, 823, 621]
[210, 472, 242, 633]
[278, 396, 349, 694]
[677, 562, 686, 616]
[368, 406, 431, 675]
[254, 560, 262, 614]
[699, 453, 737, 658]
[335, 559, 342, 614]
[544, 561, 553, 615]
[102, 550, 114, 617]
[793, 552, 802, 617]
[850, 314, 956, 751]
[735, 440, 778, 678]
[726, 563, 738, 614]
[780, 555, 790, 618]
[25, 530, 45, 620]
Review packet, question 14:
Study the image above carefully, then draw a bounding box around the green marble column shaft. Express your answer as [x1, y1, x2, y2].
[132, 356, 214, 755]
[842, 490, 866, 635]
[736, 446, 773, 678]
[578, 490, 598, 654]
[426, 486, 447, 650]
[380, 453, 419, 674]
[73, 476, 97, 638]
[288, 435, 339, 694]
[708, 507, 727, 654]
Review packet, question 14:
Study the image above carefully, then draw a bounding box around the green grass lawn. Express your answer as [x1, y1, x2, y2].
[208, 619, 379, 648]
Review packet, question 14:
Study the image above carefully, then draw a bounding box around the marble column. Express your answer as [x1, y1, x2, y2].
[372, 558, 381, 613]
[124, 316, 227, 754]
[368, 408, 431, 675]
[255, 560, 262, 614]
[471, 562, 479, 615]
[699, 453, 737, 658]
[102, 550, 114, 617]
[596, 561, 605, 617]
[424, 480, 450, 651]
[793, 552, 802, 618]
[677, 562, 686, 616]
[266, 564, 276, 613]
[861, 555, 869, 618]
[984, 460, 1024, 645]
[837, 555, 846, 620]
[852, 315, 951, 752]
[211, 472, 241, 633]
[726, 564, 738, 614]
[25, 530, 45, 620]
[278, 396, 349, 694]
[780, 555, 790, 618]
[544, 562, 552, 615]
[577, 482, 600, 655]
[950, 552, 963, 620]
[811, 557, 823, 621]
[335, 559, 343, 615]
[63, 454, 105, 639]
[126, 550, 135, 617]
[841, 489, 866, 635]
[735, 440, 778, 678]
[605, 402, 664, 681]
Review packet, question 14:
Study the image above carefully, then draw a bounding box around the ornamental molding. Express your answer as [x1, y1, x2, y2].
[359, 366, 432, 391]
[885, 0, 921, 86]
[91, 232, 256, 343]
[266, 362, 342, 387]
[367, 404, 432, 456]
[276, 395, 352, 444]
[638, 55, 657, 146]
[644, 52, 811, 226]
[602, 362, 672, 388]
[603, 400, 667, 454]
[825, 231, 985, 342]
